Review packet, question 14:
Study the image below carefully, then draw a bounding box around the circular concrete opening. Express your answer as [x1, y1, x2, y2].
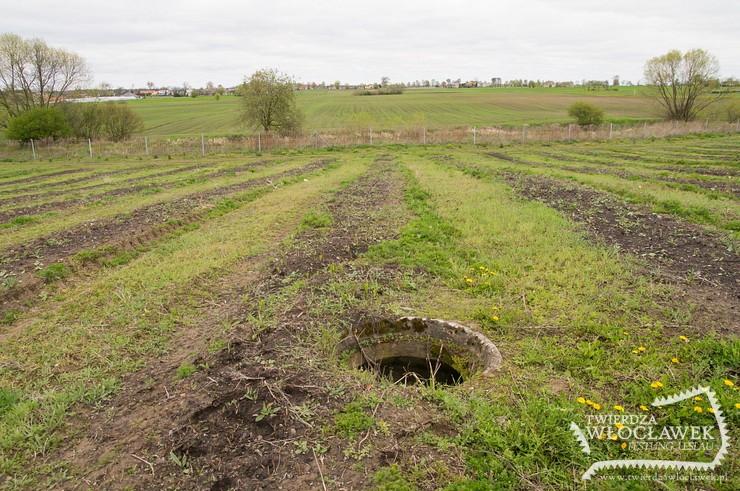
[339, 316, 502, 385]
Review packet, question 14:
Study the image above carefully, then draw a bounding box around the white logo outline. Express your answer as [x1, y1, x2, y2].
[570, 386, 730, 481]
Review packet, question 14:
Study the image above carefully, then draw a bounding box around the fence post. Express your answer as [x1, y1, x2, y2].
[736, 119, 739, 132]
[201, 134, 205, 157]
[145, 136, 149, 157]
[30, 139, 36, 160]
[643, 121, 647, 138]
[258, 132, 261, 153]
[568, 124, 572, 143]
[423, 127, 426, 145]
[705, 119, 708, 131]
[370, 127, 373, 146]
[522, 126, 527, 144]
[473, 126, 476, 145]
[88, 138, 93, 158]
[609, 123, 613, 140]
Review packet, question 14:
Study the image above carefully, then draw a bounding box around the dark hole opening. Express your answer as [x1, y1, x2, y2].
[362, 356, 463, 385]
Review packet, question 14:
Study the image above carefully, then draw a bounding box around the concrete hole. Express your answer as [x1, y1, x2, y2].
[338, 316, 502, 386]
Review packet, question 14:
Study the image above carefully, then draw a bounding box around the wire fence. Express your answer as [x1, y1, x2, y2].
[2, 120, 739, 161]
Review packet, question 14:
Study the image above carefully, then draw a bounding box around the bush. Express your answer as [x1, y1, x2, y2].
[567, 102, 605, 127]
[60, 102, 143, 141]
[5, 107, 71, 141]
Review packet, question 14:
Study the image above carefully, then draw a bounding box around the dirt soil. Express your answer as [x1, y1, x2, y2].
[42, 158, 463, 490]
[495, 170, 739, 334]
[500, 152, 740, 197]
[0, 159, 332, 319]
[0, 161, 274, 222]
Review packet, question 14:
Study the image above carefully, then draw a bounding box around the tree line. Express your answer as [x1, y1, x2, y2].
[1, 31, 734, 142]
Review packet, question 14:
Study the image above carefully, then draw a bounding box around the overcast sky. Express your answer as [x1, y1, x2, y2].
[3, 1, 738, 89]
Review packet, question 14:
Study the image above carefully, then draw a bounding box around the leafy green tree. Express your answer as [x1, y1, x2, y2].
[5, 106, 71, 141]
[643, 49, 722, 121]
[567, 102, 605, 127]
[239, 68, 303, 135]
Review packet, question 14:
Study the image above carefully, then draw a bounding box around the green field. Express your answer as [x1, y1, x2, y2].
[0, 135, 738, 489]
[129, 86, 660, 137]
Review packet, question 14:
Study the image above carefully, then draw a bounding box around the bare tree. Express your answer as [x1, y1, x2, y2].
[644, 48, 722, 121]
[0, 33, 90, 126]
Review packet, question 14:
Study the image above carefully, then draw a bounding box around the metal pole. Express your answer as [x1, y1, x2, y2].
[370, 127, 373, 146]
[522, 126, 526, 144]
[736, 119, 739, 132]
[423, 127, 426, 145]
[258, 132, 261, 153]
[643, 121, 647, 138]
[30, 139, 36, 160]
[473, 126, 476, 145]
[88, 138, 93, 158]
[201, 134, 205, 157]
[705, 119, 708, 131]
[145, 136, 149, 157]
[609, 123, 613, 140]
[568, 124, 571, 143]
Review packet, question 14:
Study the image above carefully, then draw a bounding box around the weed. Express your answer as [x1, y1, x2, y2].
[175, 362, 197, 379]
[334, 401, 375, 438]
[253, 402, 282, 422]
[300, 211, 333, 229]
[38, 263, 71, 282]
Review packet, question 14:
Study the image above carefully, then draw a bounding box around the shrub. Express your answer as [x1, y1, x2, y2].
[567, 102, 605, 127]
[60, 101, 143, 141]
[5, 107, 71, 141]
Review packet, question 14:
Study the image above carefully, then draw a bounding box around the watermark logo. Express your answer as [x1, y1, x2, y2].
[570, 386, 730, 480]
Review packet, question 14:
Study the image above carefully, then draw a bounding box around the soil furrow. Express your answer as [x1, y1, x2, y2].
[0, 161, 274, 222]
[45, 158, 423, 490]
[0, 159, 334, 315]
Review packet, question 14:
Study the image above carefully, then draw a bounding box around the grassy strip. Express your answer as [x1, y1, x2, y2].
[360, 152, 738, 489]
[463, 149, 739, 232]
[0, 157, 299, 249]
[0, 156, 365, 478]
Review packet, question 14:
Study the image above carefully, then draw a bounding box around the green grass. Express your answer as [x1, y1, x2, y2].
[0, 137, 737, 489]
[0, 156, 366, 477]
[124, 87, 662, 137]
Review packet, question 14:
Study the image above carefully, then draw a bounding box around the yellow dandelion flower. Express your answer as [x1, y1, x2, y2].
[734, 387, 739, 391]
[621, 442, 627, 450]
[479, 266, 485, 270]
[707, 408, 715, 414]
[614, 405, 625, 412]
[623, 331, 629, 336]
[466, 278, 473, 284]
[491, 306, 498, 311]
[679, 335, 689, 342]
[671, 357, 679, 364]
[615, 423, 624, 429]
[632, 350, 639, 354]
[735, 403, 740, 409]
[586, 400, 594, 406]
[610, 434, 618, 440]
[577, 397, 586, 404]
[640, 405, 649, 411]
[638, 346, 646, 352]
[599, 433, 606, 440]
[694, 396, 702, 401]
[651, 381, 664, 389]
[491, 315, 499, 321]
[694, 406, 702, 413]
[724, 379, 735, 387]
[593, 403, 602, 411]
